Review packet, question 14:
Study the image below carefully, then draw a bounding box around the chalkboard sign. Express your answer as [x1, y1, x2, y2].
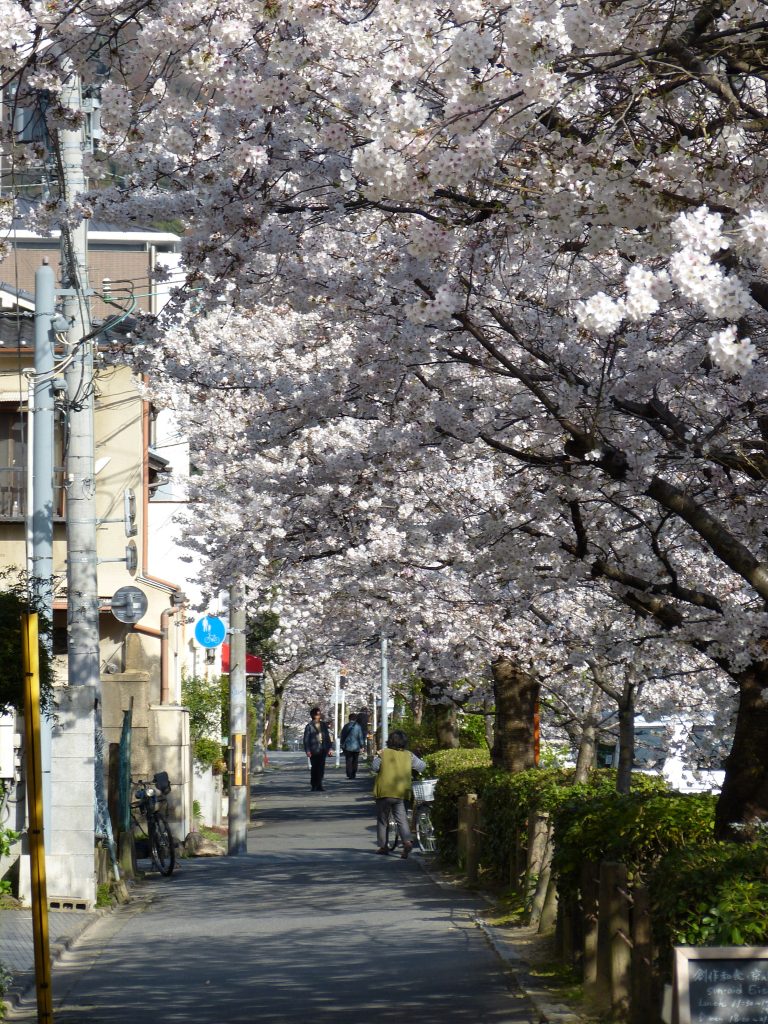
[674, 947, 768, 1024]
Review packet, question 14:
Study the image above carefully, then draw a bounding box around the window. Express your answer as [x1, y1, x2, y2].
[0, 405, 65, 518]
[0, 406, 27, 517]
[632, 726, 668, 770]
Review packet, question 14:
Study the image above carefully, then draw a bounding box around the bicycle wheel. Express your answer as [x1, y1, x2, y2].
[150, 813, 176, 876]
[385, 810, 399, 851]
[415, 804, 436, 853]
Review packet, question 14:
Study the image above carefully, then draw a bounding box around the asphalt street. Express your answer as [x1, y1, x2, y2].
[8, 753, 540, 1023]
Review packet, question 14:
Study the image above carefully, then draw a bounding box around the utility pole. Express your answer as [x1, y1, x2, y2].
[228, 581, 248, 855]
[51, 67, 98, 904]
[333, 667, 340, 769]
[31, 260, 57, 847]
[61, 71, 98, 691]
[381, 635, 389, 747]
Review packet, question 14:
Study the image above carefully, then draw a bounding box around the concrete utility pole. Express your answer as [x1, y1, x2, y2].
[54, 67, 99, 904]
[228, 581, 248, 855]
[61, 71, 98, 691]
[380, 635, 389, 748]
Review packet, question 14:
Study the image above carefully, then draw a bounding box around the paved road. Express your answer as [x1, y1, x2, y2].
[9, 756, 538, 1023]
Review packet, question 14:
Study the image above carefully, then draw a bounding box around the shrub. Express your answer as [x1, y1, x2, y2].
[552, 787, 712, 897]
[651, 843, 768, 961]
[181, 674, 227, 771]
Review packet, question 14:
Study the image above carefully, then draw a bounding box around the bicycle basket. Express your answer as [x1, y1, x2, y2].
[412, 779, 437, 802]
[153, 771, 171, 795]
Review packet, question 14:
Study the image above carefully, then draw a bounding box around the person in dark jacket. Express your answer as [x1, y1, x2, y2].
[302, 707, 333, 791]
[339, 712, 365, 779]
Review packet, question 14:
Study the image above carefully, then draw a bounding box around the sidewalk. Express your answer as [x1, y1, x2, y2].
[1, 757, 590, 1022]
[0, 904, 100, 1009]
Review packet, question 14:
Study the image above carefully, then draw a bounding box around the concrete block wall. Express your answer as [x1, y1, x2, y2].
[18, 683, 99, 908]
[192, 764, 224, 827]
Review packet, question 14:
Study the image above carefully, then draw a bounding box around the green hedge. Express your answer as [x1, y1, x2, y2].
[651, 843, 768, 956]
[420, 748, 490, 863]
[421, 755, 768, 965]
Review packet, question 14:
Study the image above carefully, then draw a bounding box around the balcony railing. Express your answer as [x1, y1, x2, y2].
[0, 467, 66, 518]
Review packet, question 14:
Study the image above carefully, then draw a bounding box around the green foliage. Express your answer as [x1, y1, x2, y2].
[0, 958, 12, 1012]
[425, 747, 491, 774]
[394, 705, 440, 756]
[0, 828, 18, 859]
[246, 610, 281, 668]
[151, 218, 185, 235]
[651, 844, 768, 956]
[195, 738, 226, 773]
[0, 827, 18, 898]
[458, 711, 489, 749]
[0, 573, 55, 715]
[181, 674, 227, 770]
[95, 883, 112, 908]
[423, 749, 495, 864]
[552, 786, 711, 897]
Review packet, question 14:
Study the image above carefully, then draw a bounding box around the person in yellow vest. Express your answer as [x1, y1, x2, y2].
[372, 730, 426, 858]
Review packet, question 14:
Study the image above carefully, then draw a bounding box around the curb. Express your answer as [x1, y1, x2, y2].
[2, 910, 107, 1018]
[475, 918, 587, 1024]
[414, 855, 589, 1024]
[3, 891, 151, 1019]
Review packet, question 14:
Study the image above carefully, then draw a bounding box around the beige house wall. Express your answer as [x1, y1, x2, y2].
[0, 358, 179, 683]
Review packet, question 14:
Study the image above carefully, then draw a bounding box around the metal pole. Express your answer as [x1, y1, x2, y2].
[333, 667, 340, 769]
[228, 581, 248, 855]
[32, 261, 56, 845]
[21, 613, 53, 1024]
[381, 635, 389, 747]
[372, 690, 377, 751]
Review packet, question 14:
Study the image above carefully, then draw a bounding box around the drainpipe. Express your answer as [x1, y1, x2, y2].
[160, 605, 177, 705]
[160, 591, 187, 704]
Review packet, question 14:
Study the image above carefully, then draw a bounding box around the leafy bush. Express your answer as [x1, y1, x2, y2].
[422, 748, 495, 863]
[458, 712, 490, 749]
[552, 787, 712, 897]
[424, 747, 491, 775]
[181, 674, 227, 771]
[0, 574, 55, 715]
[651, 843, 768, 959]
[0, 826, 19, 897]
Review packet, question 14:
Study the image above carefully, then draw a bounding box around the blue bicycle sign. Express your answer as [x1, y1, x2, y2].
[194, 615, 227, 648]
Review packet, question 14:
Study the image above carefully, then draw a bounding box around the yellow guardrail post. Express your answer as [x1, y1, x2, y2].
[21, 611, 53, 1023]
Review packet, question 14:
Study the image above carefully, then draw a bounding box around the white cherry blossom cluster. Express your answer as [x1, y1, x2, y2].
[407, 283, 463, 325]
[707, 326, 757, 378]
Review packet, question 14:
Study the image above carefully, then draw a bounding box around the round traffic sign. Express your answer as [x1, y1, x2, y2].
[195, 615, 227, 648]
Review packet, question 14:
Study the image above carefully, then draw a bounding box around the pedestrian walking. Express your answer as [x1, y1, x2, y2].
[303, 707, 334, 791]
[372, 729, 426, 858]
[339, 712, 365, 779]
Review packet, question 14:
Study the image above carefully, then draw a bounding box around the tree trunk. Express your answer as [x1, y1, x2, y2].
[574, 685, 603, 784]
[490, 656, 539, 772]
[616, 691, 635, 796]
[715, 661, 768, 839]
[435, 703, 460, 748]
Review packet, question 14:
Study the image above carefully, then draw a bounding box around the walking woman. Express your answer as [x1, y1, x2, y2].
[372, 730, 426, 858]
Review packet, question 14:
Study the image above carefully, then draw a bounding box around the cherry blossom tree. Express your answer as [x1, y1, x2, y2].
[2, 0, 768, 831]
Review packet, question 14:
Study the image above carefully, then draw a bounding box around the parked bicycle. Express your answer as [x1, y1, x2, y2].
[385, 777, 437, 854]
[131, 771, 176, 876]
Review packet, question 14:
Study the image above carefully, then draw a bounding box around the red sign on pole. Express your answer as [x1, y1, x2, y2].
[220, 643, 263, 675]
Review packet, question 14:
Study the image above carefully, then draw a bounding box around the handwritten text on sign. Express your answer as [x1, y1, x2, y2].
[675, 947, 768, 1024]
